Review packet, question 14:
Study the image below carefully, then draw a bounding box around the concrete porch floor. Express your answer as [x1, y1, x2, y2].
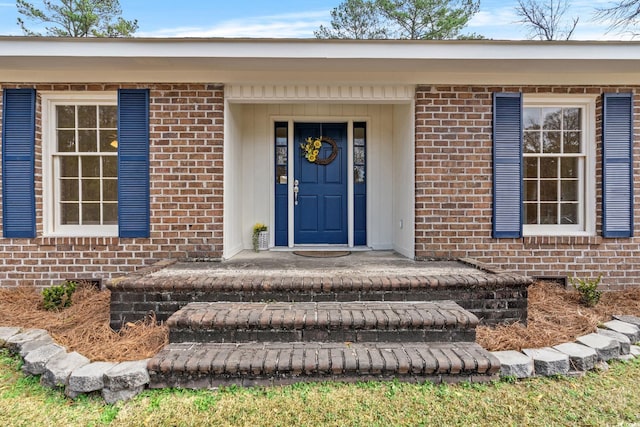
[150, 250, 492, 279]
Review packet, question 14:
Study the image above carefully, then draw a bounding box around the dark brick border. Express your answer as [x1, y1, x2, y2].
[107, 259, 531, 329]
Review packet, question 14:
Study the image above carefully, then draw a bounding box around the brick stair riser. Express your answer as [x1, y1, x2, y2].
[150, 372, 499, 389]
[169, 329, 477, 344]
[110, 284, 528, 329]
[147, 342, 500, 389]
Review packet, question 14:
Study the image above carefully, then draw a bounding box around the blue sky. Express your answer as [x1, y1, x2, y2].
[0, 0, 631, 40]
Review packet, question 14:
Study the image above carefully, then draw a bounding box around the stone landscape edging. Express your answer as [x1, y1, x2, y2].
[1, 314, 640, 403]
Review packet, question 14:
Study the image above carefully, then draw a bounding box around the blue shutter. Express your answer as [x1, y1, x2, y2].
[603, 93, 634, 238]
[118, 89, 150, 238]
[2, 89, 36, 238]
[493, 93, 523, 238]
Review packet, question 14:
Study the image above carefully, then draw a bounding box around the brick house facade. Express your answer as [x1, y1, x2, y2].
[415, 85, 640, 288]
[1, 38, 639, 289]
[0, 83, 225, 287]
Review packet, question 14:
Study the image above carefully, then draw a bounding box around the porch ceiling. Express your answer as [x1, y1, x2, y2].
[1, 37, 640, 85]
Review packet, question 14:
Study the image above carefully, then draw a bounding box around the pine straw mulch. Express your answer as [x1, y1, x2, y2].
[1, 281, 639, 361]
[477, 281, 640, 351]
[0, 283, 167, 362]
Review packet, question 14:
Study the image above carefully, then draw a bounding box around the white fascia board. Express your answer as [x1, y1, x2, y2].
[1, 37, 640, 61]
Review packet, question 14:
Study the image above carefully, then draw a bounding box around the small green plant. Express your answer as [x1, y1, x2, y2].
[570, 274, 603, 307]
[252, 222, 267, 252]
[41, 280, 77, 311]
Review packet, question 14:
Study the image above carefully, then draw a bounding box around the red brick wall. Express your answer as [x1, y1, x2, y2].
[415, 85, 640, 289]
[0, 83, 224, 287]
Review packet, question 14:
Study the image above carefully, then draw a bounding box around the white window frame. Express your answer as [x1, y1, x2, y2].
[42, 92, 118, 237]
[522, 95, 596, 237]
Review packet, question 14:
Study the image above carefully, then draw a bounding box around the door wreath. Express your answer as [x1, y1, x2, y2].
[300, 136, 338, 166]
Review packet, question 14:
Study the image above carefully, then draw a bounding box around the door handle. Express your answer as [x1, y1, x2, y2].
[293, 180, 299, 205]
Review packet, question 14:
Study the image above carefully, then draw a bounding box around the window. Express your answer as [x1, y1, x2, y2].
[522, 97, 595, 236]
[43, 94, 118, 236]
[494, 93, 632, 239]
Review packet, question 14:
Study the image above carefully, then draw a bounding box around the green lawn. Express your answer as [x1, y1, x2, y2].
[1, 349, 639, 427]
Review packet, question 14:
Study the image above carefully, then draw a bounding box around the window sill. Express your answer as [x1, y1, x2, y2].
[523, 235, 602, 248]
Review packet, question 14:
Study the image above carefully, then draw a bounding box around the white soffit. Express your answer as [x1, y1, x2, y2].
[225, 84, 415, 103]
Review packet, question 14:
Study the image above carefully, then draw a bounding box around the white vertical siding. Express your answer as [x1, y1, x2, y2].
[227, 102, 413, 253]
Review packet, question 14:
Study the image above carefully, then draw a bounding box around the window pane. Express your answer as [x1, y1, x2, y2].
[561, 180, 578, 201]
[60, 179, 79, 202]
[563, 108, 581, 130]
[540, 203, 558, 224]
[60, 157, 78, 177]
[276, 147, 287, 165]
[275, 127, 287, 146]
[561, 203, 578, 224]
[354, 165, 365, 183]
[523, 132, 540, 153]
[78, 106, 97, 128]
[525, 203, 538, 224]
[103, 179, 117, 201]
[523, 108, 541, 130]
[57, 105, 75, 128]
[354, 127, 366, 145]
[540, 180, 558, 201]
[57, 130, 76, 152]
[561, 158, 578, 178]
[103, 157, 117, 177]
[524, 158, 538, 178]
[82, 203, 100, 224]
[525, 180, 537, 201]
[61, 203, 79, 225]
[543, 107, 561, 130]
[82, 157, 100, 177]
[99, 105, 117, 128]
[79, 130, 97, 152]
[354, 147, 365, 165]
[276, 166, 287, 184]
[82, 179, 100, 201]
[543, 131, 560, 153]
[103, 203, 118, 224]
[53, 101, 119, 232]
[540, 158, 558, 178]
[100, 132, 118, 152]
[563, 131, 581, 153]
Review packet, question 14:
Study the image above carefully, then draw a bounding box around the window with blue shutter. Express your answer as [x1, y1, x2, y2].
[493, 93, 523, 238]
[602, 93, 634, 238]
[2, 89, 36, 238]
[118, 89, 150, 238]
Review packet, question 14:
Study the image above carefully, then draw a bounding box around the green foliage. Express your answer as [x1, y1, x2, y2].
[252, 223, 267, 252]
[42, 280, 77, 311]
[570, 274, 603, 307]
[1, 357, 640, 425]
[315, 0, 480, 40]
[98, 405, 120, 423]
[376, 0, 480, 39]
[315, 0, 390, 39]
[16, 0, 138, 37]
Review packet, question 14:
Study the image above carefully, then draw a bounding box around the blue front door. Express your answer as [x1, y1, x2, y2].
[294, 123, 348, 244]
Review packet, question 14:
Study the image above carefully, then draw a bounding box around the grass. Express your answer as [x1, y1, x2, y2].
[1, 349, 640, 426]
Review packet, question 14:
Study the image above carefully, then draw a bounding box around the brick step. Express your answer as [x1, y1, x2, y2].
[167, 301, 478, 344]
[109, 269, 531, 329]
[148, 341, 500, 389]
